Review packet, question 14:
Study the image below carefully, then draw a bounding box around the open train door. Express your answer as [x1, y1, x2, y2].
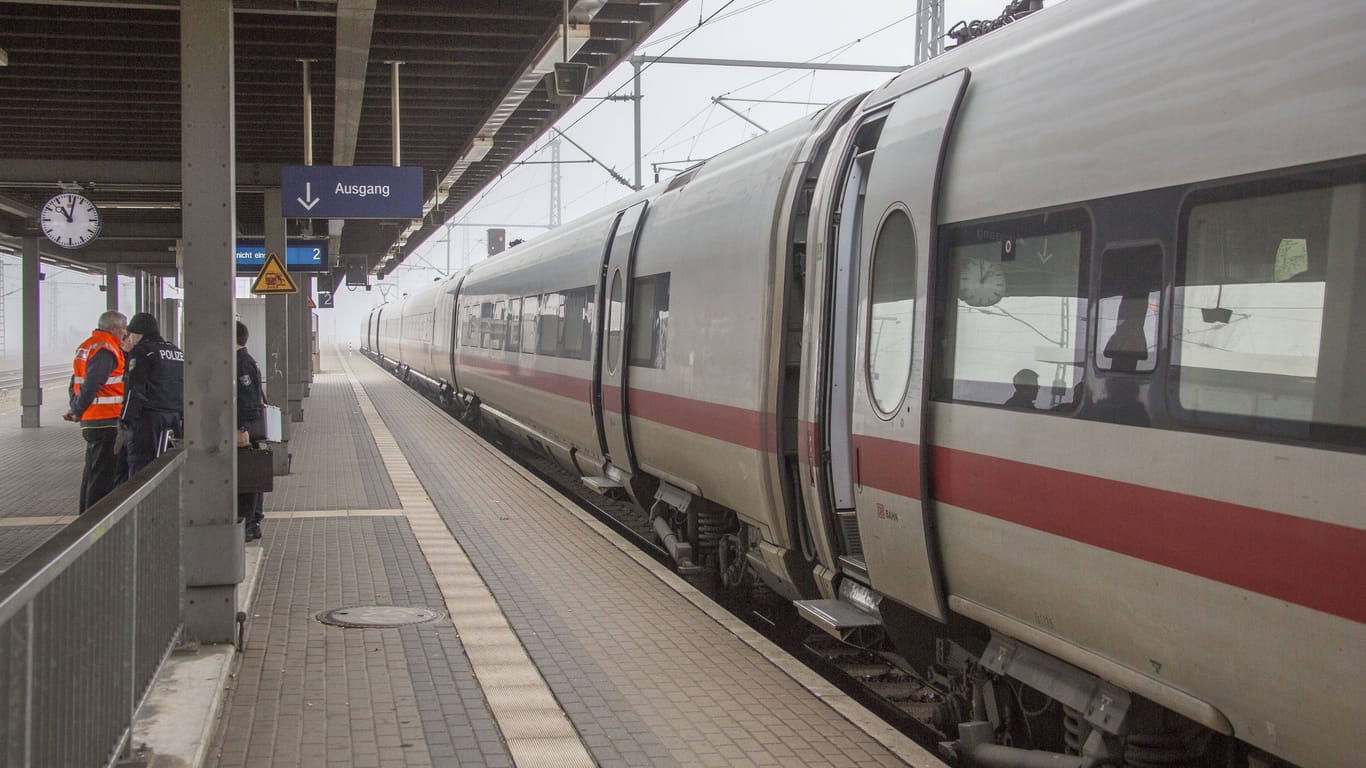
[592, 201, 648, 488]
[839, 70, 969, 622]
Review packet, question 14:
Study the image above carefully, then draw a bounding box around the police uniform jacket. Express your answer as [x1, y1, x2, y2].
[122, 333, 184, 425]
[236, 346, 265, 432]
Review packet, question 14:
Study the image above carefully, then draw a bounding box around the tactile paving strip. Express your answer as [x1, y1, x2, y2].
[338, 354, 595, 768]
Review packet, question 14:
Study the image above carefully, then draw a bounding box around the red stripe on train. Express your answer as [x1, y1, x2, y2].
[457, 354, 590, 403]
[851, 433, 922, 498]
[604, 384, 775, 451]
[931, 446, 1366, 624]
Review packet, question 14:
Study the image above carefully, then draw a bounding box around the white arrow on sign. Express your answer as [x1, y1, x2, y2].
[297, 182, 320, 211]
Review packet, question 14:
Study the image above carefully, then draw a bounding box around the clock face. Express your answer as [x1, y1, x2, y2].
[959, 257, 1007, 307]
[41, 193, 102, 249]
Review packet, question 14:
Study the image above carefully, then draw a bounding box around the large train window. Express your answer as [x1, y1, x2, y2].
[606, 271, 624, 374]
[934, 209, 1092, 410]
[629, 273, 670, 368]
[506, 298, 521, 352]
[562, 287, 594, 361]
[537, 292, 564, 356]
[1173, 167, 1366, 445]
[866, 207, 916, 415]
[520, 295, 538, 354]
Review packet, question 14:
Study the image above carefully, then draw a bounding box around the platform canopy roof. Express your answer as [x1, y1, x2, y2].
[0, 0, 684, 286]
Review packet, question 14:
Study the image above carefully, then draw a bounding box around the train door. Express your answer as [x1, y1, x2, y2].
[842, 70, 969, 621]
[592, 201, 649, 476]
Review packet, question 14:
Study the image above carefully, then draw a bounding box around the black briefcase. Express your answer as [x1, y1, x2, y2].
[238, 447, 274, 494]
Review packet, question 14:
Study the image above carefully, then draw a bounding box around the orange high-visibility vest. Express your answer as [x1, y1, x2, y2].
[73, 329, 126, 423]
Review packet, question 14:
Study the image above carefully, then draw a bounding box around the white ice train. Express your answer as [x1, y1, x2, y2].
[364, 1, 1366, 765]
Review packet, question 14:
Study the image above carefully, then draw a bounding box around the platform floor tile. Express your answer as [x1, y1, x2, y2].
[208, 515, 513, 768]
[349, 357, 917, 768]
[266, 367, 400, 513]
[0, 394, 82, 519]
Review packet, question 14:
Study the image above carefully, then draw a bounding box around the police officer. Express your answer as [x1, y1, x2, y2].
[121, 312, 184, 478]
[66, 310, 127, 512]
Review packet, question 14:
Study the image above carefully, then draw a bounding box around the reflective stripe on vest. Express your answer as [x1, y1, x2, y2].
[73, 330, 126, 422]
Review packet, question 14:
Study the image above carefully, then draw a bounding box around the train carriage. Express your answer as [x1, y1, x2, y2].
[365, 1, 1366, 765]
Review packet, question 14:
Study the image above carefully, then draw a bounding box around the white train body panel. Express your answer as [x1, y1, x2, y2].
[365, 2, 1366, 765]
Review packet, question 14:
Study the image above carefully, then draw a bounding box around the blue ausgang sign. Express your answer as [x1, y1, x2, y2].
[235, 238, 329, 273]
[280, 165, 424, 219]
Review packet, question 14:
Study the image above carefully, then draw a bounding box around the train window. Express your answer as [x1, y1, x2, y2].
[935, 209, 1091, 411]
[506, 298, 521, 352]
[606, 271, 624, 374]
[479, 302, 501, 349]
[538, 292, 564, 357]
[563, 287, 594, 361]
[630, 273, 670, 368]
[520, 295, 538, 354]
[866, 208, 916, 414]
[462, 304, 479, 347]
[1096, 245, 1162, 373]
[1174, 170, 1366, 444]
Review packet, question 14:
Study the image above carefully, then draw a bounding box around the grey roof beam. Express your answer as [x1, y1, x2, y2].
[0, 160, 280, 186]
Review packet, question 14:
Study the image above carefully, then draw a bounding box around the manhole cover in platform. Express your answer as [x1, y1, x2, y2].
[316, 606, 444, 629]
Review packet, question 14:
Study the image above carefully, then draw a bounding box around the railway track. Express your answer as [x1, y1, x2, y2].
[0, 364, 72, 392]
[382, 358, 954, 760]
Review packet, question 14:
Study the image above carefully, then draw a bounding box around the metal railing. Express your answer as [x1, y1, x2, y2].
[0, 450, 185, 768]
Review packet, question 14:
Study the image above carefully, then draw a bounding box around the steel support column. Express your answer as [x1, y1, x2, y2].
[181, 0, 243, 644]
[286, 287, 304, 422]
[106, 264, 119, 313]
[134, 270, 145, 314]
[20, 235, 41, 428]
[300, 274, 314, 388]
[262, 188, 292, 455]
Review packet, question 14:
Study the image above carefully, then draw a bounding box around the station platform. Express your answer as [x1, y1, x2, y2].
[207, 350, 942, 768]
[0, 380, 81, 570]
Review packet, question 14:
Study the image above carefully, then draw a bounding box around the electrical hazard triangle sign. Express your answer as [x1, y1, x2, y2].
[250, 252, 298, 295]
[306, 295, 316, 309]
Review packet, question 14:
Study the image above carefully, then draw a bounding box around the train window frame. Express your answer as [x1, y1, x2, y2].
[864, 205, 918, 418]
[1169, 162, 1366, 449]
[932, 207, 1093, 413]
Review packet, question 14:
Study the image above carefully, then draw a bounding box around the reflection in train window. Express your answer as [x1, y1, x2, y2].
[520, 295, 538, 354]
[461, 304, 479, 347]
[562, 287, 594, 361]
[866, 208, 916, 415]
[1096, 245, 1162, 373]
[629, 273, 670, 368]
[538, 292, 564, 356]
[1174, 173, 1366, 444]
[606, 271, 624, 374]
[935, 209, 1091, 411]
[506, 298, 521, 352]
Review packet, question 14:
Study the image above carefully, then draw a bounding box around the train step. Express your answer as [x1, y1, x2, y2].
[581, 475, 624, 497]
[795, 599, 883, 648]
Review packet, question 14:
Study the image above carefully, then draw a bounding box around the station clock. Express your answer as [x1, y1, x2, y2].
[40, 192, 102, 249]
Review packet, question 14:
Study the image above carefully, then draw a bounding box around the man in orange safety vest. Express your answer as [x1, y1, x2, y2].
[65, 310, 128, 512]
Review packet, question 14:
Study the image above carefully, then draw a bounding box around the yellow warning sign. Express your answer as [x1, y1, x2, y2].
[306, 295, 316, 309]
[250, 252, 298, 295]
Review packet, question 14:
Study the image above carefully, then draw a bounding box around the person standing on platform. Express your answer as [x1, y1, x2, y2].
[65, 310, 128, 513]
[120, 312, 184, 478]
[235, 321, 267, 541]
